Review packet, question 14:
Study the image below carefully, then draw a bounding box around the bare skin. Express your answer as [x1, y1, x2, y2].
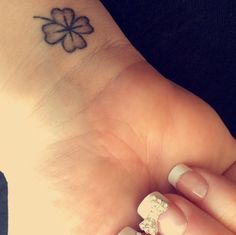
[0, 1, 235, 234]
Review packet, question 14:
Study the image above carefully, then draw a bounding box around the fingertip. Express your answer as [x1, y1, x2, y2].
[168, 164, 209, 201]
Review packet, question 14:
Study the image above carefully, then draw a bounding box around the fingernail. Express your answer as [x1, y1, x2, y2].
[118, 227, 142, 235]
[137, 192, 187, 235]
[168, 164, 209, 200]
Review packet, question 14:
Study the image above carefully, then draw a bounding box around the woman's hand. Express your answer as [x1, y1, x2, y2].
[0, 1, 236, 235]
[119, 163, 236, 235]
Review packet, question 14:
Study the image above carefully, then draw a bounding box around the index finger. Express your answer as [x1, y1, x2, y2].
[168, 164, 236, 233]
[118, 191, 234, 235]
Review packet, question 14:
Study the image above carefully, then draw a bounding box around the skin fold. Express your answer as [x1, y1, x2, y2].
[0, 0, 235, 234]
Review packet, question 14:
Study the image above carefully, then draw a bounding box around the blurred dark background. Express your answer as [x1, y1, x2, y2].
[0, 172, 7, 235]
[0, 1, 235, 234]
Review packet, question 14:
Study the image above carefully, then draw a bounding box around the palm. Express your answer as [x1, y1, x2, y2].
[30, 62, 235, 234]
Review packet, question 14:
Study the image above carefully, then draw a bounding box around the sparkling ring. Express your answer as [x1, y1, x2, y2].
[138, 194, 169, 235]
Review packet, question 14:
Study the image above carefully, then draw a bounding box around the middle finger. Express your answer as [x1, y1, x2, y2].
[118, 191, 234, 235]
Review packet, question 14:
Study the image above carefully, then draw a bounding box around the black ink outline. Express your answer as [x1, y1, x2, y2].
[73, 16, 94, 34]
[51, 8, 75, 27]
[42, 23, 67, 45]
[62, 33, 87, 53]
[33, 8, 94, 53]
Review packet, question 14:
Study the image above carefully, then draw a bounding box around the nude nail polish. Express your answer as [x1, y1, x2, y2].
[137, 192, 187, 235]
[118, 227, 142, 235]
[168, 164, 209, 200]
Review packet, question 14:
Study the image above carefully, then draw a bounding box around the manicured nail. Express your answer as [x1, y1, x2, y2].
[137, 192, 187, 235]
[118, 227, 142, 235]
[168, 164, 209, 200]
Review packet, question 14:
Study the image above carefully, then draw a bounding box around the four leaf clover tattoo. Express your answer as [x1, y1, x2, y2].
[33, 8, 94, 53]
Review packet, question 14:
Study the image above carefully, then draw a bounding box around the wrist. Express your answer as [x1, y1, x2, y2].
[1, 0, 144, 101]
[1, 0, 145, 133]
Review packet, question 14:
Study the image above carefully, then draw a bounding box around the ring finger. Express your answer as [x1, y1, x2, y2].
[118, 191, 234, 235]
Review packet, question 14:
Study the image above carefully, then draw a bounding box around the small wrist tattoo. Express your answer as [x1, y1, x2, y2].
[33, 8, 94, 53]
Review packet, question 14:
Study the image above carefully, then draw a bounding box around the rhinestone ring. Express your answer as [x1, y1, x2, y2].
[138, 195, 168, 235]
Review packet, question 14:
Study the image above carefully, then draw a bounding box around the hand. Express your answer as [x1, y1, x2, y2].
[0, 1, 236, 235]
[2, 61, 236, 235]
[119, 163, 236, 235]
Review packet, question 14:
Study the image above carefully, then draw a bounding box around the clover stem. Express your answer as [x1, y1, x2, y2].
[33, 16, 54, 22]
